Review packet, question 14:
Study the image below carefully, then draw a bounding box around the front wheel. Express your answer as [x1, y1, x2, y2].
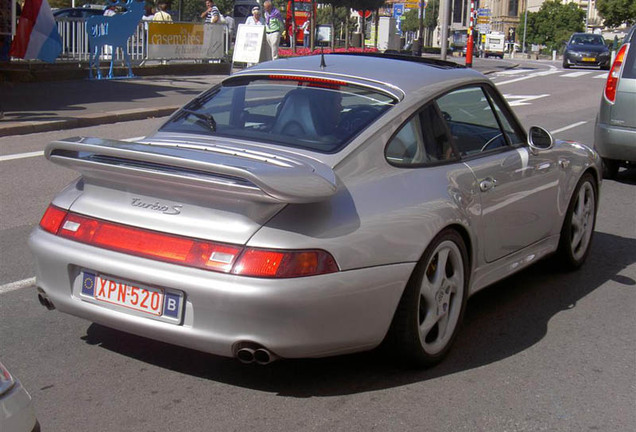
[555, 173, 597, 270]
[385, 229, 469, 367]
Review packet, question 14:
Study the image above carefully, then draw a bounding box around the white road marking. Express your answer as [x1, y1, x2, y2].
[561, 71, 592, 78]
[550, 121, 588, 135]
[595, 73, 609, 79]
[0, 277, 36, 294]
[495, 67, 561, 86]
[0, 151, 44, 162]
[503, 94, 550, 106]
[495, 68, 533, 76]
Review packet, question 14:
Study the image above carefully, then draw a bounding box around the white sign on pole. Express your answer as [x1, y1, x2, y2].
[233, 24, 269, 64]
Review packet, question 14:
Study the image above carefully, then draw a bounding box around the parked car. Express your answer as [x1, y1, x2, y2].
[563, 32, 611, 69]
[29, 53, 601, 368]
[0, 361, 38, 432]
[53, 6, 105, 19]
[594, 26, 636, 179]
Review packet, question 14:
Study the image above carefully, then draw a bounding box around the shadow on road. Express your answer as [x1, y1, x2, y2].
[82, 231, 635, 397]
[0, 77, 211, 122]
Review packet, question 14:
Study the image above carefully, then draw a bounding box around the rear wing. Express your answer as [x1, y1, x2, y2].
[45, 137, 337, 203]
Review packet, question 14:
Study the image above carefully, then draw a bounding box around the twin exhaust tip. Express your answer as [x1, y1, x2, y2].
[37, 290, 55, 310]
[236, 345, 278, 365]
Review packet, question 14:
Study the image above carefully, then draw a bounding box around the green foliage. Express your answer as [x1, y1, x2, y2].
[596, 0, 636, 27]
[424, 0, 438, 30]
[316, 5, 356, 38]
[181, 0, 233, 21]
[401, 9, 419, 33]
[518, 0, 585, 52]
[49, 0, 73, 8]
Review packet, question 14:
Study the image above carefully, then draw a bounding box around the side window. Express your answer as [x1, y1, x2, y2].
[436, 86, 510, 156]
[385, 104, 455, 166]
[484, 88, 525, 146]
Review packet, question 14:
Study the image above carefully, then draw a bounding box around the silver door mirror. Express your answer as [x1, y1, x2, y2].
[528, 126, 554, 151]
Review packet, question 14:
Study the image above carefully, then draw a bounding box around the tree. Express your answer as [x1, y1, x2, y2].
[596, 0, 636, 27]
[400, 8, 419, 33]
[518, 1, 585, 52]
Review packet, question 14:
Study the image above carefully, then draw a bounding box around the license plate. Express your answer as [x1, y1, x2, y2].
[582, 57, 595, 62]
[81, 272, 182, 319]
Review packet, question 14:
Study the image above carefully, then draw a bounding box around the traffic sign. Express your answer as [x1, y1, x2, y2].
[405, 1, 426, 9]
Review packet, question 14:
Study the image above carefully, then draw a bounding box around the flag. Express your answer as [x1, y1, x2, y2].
[10, 0, 62, 63]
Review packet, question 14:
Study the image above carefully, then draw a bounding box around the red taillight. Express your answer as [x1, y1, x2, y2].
[39, 205, 68, 234]
[604, 43, 629, 103]
[42, 207, 338, 278]
[56, 213, 242, 273]
[233, 248, 338, 278]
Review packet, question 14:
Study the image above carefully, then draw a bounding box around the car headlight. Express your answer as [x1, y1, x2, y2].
[599, 52, 609, 57]
[0, 362, 16, 396]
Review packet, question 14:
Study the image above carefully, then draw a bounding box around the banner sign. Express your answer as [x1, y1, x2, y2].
[147, 22, 225, 60]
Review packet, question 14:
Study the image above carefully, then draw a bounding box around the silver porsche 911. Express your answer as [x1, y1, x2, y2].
[30, 54, 601, 367]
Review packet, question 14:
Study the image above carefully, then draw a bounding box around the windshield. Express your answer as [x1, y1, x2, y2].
[571, 35, 605, 46]
[160, 76, 397, 153]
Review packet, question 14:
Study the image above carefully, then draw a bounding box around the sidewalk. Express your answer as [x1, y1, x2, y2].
[0, 63, 231, 137]
[0, 57, 514, 138]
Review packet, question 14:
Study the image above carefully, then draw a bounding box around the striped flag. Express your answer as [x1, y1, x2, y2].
[10, 0, 62, 63]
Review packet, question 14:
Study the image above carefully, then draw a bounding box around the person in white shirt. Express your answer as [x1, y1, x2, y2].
[245, 6, 264, 26]
[200, 0, 220, 23]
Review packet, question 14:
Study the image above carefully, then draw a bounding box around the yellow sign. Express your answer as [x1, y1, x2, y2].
[147, 22, 225, 60]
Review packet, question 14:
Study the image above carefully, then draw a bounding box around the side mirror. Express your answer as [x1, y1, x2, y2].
[527, 126, 554, 152]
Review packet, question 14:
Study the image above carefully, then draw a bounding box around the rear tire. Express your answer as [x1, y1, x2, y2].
[385, 229, 469, 368]
[555, 173, 597, 270]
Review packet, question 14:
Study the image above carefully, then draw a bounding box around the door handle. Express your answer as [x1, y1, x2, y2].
[479, 177, 497, 192]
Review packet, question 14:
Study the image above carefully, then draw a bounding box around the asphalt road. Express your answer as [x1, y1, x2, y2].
[1, 59, 634, 432]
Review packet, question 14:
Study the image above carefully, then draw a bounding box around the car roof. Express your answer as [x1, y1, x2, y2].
[232, 54, 485, 99]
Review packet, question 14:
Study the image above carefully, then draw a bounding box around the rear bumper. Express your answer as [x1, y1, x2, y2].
[29, 228, 413, 359]
[594, 121, 636, 162]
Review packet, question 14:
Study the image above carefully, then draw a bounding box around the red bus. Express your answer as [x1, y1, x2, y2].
[285, 0, 316, 46]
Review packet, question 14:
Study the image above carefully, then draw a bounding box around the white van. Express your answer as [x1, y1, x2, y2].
[484, 33, 505, 58]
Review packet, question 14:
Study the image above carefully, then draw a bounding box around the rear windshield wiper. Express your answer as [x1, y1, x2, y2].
[178, 109, 217, 132]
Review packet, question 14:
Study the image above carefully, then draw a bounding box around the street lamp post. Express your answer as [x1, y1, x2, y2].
[522, 1, 528, 54]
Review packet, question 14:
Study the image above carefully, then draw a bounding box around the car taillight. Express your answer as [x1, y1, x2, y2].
[604, 43, 629, 103]
[39, 205, 68, 234]
[232, 249, 338, 278]
[38, 204, 338, 278]
[56, 212, 242, 273]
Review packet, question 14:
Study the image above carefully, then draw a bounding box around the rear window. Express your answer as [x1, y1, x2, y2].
[160, 76, 397, 153]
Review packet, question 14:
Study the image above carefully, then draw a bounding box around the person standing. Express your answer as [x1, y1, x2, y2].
[153, 2, 173, 22]
[301, 18, 311, 47]
[263, 0, 282, 60]
[245, 6, 264, 26]
[200, 0, 220, 24]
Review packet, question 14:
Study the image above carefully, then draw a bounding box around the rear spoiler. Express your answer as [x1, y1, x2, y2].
[45, 137, 337, 203]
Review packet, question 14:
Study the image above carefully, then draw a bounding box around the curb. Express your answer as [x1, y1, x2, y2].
[0, 106, 179, 137]
[0, 62, 231, 83]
